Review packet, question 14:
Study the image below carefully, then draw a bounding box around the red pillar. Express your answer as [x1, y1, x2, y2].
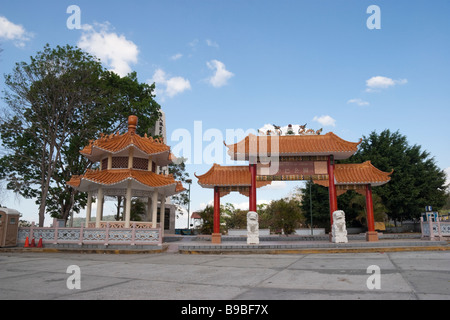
[365, 184, 378, 241]
[249, 163, 257, 212]
[327, 155, 338, 225]
[212, 186, 221, 243]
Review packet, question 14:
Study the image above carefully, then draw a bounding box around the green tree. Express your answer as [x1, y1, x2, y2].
[195, 205, 214, 235]
[346, 129, 447, 224]
[300, 181, 331, 230]
[168, 157, 191, 215]
[265, 198, 304, 235]
[130, 198, 146, 221]
[256, 203, 271, 229]
[0, 44, 161, 226]
[222, 203, 247, 229]
[347, 192, 387, 227]
[443, 193, 450, 211]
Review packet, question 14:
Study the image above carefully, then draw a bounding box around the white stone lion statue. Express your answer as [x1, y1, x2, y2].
[332, 210, 348, 243]
[247, 211, 259, 244]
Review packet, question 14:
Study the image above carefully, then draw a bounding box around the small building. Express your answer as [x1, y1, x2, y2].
[190, 211, 203, 229]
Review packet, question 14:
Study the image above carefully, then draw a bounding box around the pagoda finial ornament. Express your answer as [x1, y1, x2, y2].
[128, 115, 138, 134]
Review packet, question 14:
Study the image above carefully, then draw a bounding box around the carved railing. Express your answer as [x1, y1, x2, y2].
[18, 220, 161, 246]
[87, 221, 156, 229]
[420, 216, 450, 240]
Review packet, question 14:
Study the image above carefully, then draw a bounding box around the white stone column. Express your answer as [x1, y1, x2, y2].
[107, 154, 112, 169]
[96, 188, 104, 228]
[151, 191, 158, 228]
[125, 180, 132, 228]
[160, 196, 166, 235]
[128, 148, 134, 169]
[85, 191, 93, 228]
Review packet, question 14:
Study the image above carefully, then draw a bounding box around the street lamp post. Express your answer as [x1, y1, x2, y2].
[186, 179, 192, 230]
[310, 178, 313, 236]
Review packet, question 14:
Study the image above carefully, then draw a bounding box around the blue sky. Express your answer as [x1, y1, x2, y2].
[1, 1, 449, 226]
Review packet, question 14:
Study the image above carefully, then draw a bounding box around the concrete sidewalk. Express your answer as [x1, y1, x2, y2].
[0, 250, 449, 300]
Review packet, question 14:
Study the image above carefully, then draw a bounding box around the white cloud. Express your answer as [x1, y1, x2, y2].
[166, 76, 191, 97]
[206, 39, 219, 48]
[264, 181, 287, 190]
[365, 76, 407, 92]
[0, 16, 32, 47]
[77, 23, 139, 77]
[445, 167, 450, 189]
[149, 68, 191, 99]
[347, 98, 370, 106]
[313, 115, 336, 127]
[206, 59, 234, 87]
[188, 39, 199, 48]
[170, 53, 183, 60]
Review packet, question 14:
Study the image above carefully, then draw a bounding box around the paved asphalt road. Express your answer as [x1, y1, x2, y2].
[0, 250, 448, 303]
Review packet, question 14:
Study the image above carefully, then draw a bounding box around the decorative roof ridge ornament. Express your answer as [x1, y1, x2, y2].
[272, 124, 282, 136]
[298, 123, 307, 135]
[257, 123, 323, 136]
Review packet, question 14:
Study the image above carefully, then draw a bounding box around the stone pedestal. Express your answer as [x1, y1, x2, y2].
[247, 234, 259, 245]
[366, 231, 379, 242]
[211, 233, 222, 244]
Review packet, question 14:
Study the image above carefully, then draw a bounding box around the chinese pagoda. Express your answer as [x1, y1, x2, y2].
[67, 115, 184, 234]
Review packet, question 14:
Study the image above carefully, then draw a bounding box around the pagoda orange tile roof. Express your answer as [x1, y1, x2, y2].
[226, 132, 361, 160]
[195, 164, 272, 188]
[80, 130, 170, 159]
[67, 168, 185, 193]
[315, 161, 393, 187]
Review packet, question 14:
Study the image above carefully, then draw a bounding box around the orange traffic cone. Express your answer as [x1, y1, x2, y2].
[30, 238, 36, 247]
[37, 237, 43, 248]
[24, 237, 30, 247]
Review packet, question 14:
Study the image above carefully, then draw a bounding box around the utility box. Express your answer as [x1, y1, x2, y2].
[0, 208, 21, 247]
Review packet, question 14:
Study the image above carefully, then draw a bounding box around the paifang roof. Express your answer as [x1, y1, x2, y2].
[67, 169, 185, 196]
[195, 164, 272, 189]
[226, 132, 362, 160]
[315, 161, 393, 187]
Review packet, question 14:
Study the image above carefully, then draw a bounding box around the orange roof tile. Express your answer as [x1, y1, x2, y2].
[81, 131, 170, 159]
[195, 164, 271, 188]
[67, 168, 185, 195]
[315, 161, 392, 187]
[226, 132, 361, 160]
[80, 115, 171, 163]
[191, 212, 202, 219]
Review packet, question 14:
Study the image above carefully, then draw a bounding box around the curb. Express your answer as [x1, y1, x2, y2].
[179, 246, 450, 255]
[2, 243, 448, 255]
[0, 246, 166, 255]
